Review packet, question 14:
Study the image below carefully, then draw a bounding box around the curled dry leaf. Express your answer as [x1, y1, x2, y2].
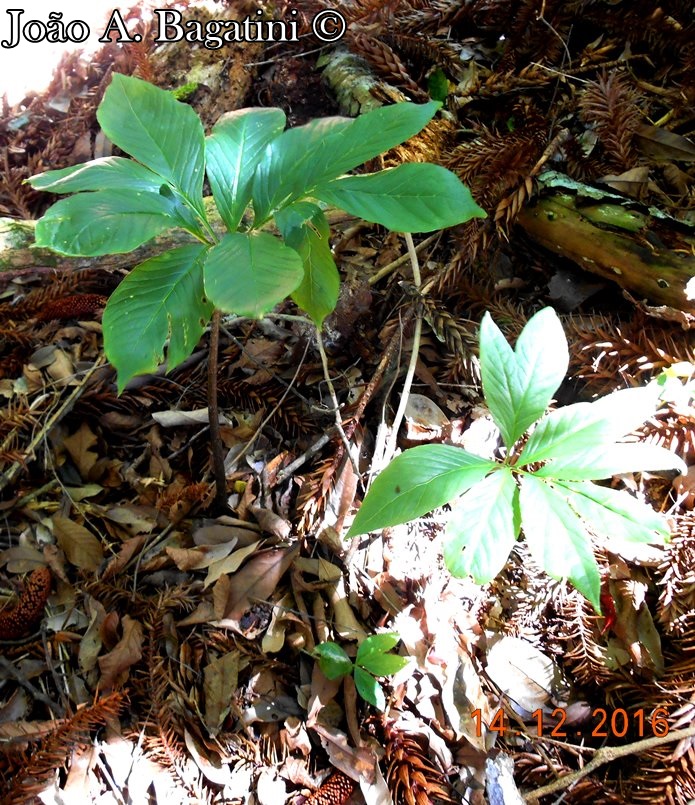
[311, 722, 377, 785]
[214, 544, 300, 625]
[98, 615, 144, 691]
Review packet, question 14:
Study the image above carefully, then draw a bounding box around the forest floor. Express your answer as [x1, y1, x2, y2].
[1, 1, 695, 803]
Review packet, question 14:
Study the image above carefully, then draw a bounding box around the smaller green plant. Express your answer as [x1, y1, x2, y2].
[348, 307, 686, 610]
[312, 633, 409, 710]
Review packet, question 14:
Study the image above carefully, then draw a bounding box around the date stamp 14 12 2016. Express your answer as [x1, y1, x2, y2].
[472, 707, 670, 740]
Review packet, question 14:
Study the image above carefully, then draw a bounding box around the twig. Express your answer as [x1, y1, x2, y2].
[315, 329, 359, 475]
[0, 357, 105, 494]
[208, 309, 228, 510]
[524, 725, 695, 802]
[0, 654, 64, 717]
[368, 233, 439, 285]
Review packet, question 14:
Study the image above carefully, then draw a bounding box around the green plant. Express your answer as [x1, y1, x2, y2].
[348, 307, 686, 610]
[28, 73, 484, 391]
[312, 633, 409, 709]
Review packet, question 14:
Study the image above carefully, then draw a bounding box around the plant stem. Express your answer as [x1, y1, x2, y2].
[208, 309, 228, 509]
[383, 232, 423, 462]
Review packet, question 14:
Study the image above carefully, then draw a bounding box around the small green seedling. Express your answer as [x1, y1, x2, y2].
[28, 73, 485, 393]
[348, 307, 686, 610]
[313, 633, 410, 710]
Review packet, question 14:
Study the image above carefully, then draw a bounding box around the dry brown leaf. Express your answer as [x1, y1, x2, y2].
[52, 515, 104, 572]
[62, 422, 99, 480]
[166, 541, 237, 572]
[104, 505, 158, 535]
[249, 505, 292, 538]
[98, 615, 144, 690]
[306, 664, 342, 727]
[203, 651, 240, 736]
[311, 723, 377, 785]
[204, 540, 260, 588]
[102, 536, 147, 580]
[214, 544, 299, 624]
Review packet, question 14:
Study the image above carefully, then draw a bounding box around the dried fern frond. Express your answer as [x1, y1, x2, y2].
[658, 514, 695, 644]
[349, 32, 426, 100]
[579, 70, 643, 172]
[446, 125, 545, 209]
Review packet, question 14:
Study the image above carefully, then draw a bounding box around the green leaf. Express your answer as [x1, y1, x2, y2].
[519, 386, 662, 466]
[34, 189, 174, 256]
[519, 475, 601, 610]
[358, 652, 410, 677]
[252, 101, 441, 221]
[444, 468, 520, 583]
[314, 164, 485, 232]
[534, 442, 686, 480]
[353, 666, 385, 710]
[347, 444, 497, 537]
[103, 245, 212, 392]
[480, 307, 568, 450]
[203, 231, 304, 318]
[276, 203, 339, 325]
[356, 633, 400, 665]
[97, 73, 206, 218]
[313, 642, 353, 680]
[27, 156, 166, 194]
[557, 480, 670, 544]
[206, 107, 286, 230]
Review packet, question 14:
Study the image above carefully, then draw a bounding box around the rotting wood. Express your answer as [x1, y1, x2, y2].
[516, 172, 695, 314]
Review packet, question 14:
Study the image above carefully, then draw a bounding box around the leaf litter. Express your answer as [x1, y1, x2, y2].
[0, 1, 695, 803]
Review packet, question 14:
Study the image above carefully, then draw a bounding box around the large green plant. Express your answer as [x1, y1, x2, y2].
[28, 74, 485, 392]
[348, 307, 685, 610]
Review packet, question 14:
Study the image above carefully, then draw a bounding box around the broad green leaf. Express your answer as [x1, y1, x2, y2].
[534, 442, 686, 480]
[353, 666, 385, 710]
[103, 244, 212, 392]
[97, 74, 206, 218]
[480, 307, 568, 449]
[203, 231, 304, 318]
[313, 642, 353, 680]
[252, 101, 441, 221]
[27, 156, 165, 194]
[519, 386, 662, 466]
[314, 163, 485, 232]
[206, 107, 286, 230]
[34, 189, 174, 256]
[276, 203, 339, 325]
[444, 468, 520, 583]
[358, 652, 409, 677]
[347, 444, 497, 537]
[356, 633, 401, 665]
[519, 475, 601, 610]
[557, 480, 670, 544]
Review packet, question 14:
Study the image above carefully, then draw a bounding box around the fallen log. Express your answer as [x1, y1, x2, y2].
[516, 171, 695, 315]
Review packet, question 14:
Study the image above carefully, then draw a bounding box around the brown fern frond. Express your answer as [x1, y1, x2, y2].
[349, 32, 427, 100]
[382, 32, 466, 79]
[658, 514, 695, 645]
[446, 126, 545, 209]
[579, 70, 643, 172]
[0, 692, 127, 803]
[295, 455, 337, 534]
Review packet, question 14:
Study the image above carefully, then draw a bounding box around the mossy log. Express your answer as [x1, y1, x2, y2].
[516, 172, 695, 314]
